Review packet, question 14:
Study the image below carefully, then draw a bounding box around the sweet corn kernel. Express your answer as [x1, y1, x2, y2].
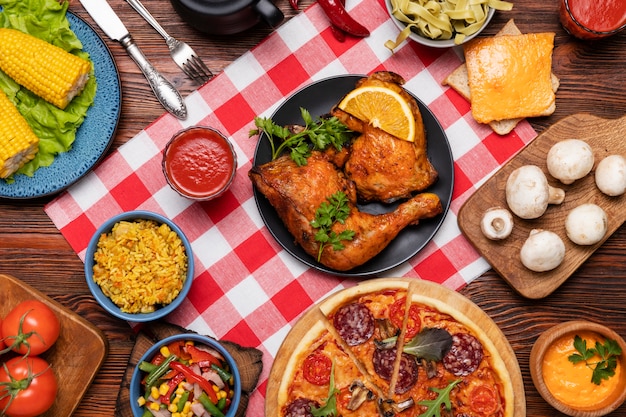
[149, 402, 160, 411]
[150, 386, 160, 399]
[212, 385, 219, 393]
[172, 413, 181, 417]
[182, 401, 192, 413]
[160, 346, 171, 357]
[168, 403, 178, 413]
[159, 382, 170, 396]
[137, 396, 146, 407]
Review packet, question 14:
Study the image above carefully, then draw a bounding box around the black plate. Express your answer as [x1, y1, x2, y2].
[252, 75, 454, 277]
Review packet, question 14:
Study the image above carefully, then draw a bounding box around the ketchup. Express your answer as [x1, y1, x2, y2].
[559, 0, 626, 40]
[163, 126, 236, 200]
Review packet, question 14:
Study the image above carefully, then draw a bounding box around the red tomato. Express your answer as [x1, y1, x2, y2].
[389, 297, 422, 340]
[0, 356, 58, 417]
[302, 352, 332, 386]
[470, 385, 498, 415]
[2, 300, 60, 356]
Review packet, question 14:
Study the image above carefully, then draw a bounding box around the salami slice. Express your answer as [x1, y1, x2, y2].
[373, 348, 418, 394]
[283, 398, 320, 417]
[333, 302, 375, 346]
[443, 332, 484, 376]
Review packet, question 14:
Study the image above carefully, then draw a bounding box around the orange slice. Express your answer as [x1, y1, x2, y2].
[337, 85, 416, 142]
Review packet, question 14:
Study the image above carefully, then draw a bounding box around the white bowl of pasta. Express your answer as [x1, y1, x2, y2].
[384, 0, 497, 49]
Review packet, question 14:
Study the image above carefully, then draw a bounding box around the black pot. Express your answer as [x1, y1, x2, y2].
[170, 0, 284, 35]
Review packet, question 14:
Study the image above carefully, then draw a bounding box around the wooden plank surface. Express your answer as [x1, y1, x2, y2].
[1, 0, 625, 416]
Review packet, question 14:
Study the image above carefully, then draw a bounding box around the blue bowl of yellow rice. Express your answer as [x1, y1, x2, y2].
[84, 210, 193, 322]
[129, 333, 241, 417]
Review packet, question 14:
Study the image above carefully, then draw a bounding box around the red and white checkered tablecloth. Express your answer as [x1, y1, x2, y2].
[45, 0, 537, 413]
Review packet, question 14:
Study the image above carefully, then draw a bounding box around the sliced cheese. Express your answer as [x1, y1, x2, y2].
[463, 32, 556, 124]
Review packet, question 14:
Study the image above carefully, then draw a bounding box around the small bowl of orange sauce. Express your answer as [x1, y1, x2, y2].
[530, 320, 626, 416]
[559, 0, 626, 40]
[163, 126, 237, 201]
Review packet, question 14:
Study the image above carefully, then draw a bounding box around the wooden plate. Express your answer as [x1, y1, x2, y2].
[265, 278, 525, 416]
[458, 114, 626, 299]
[0, 273, 108, 417]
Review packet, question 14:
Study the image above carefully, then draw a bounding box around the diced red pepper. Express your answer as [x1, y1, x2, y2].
[170, 361, 219, 404]
[187, 344, 221, 368]
[160, 372, 185, 405]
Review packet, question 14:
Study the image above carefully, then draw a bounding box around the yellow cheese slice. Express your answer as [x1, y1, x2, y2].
[463, 33, 556, 124]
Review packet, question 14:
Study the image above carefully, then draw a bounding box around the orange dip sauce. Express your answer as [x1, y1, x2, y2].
[542, 331, 622, 408]
[560, 0, 626, 39]
[163, 127, 236, 200]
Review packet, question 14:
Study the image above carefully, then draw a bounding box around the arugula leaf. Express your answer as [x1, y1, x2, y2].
[402, 328, 453, 361]
[418, 379, 461, 417]
[311, 361, 338, 417]
[250, 107, 354, 165]
[568, 334, 623, 385]
[310, 191, 355, 261]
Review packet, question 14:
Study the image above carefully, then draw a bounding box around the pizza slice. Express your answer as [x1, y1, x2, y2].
[277, 309, 382, 417]
[318, 281, 420, 409]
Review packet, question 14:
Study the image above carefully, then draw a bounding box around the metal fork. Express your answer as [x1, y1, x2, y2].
[125, 0, 213, 84]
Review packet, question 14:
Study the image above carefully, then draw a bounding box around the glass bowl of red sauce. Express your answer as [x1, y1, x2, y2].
[163, 126, 237, 201]
[559, 0, 626, 40]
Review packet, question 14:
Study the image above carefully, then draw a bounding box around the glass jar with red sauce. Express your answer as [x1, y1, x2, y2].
[559, 0, 626, 40]
[162, 126, 237, 201]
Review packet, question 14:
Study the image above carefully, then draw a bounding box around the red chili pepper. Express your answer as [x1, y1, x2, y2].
[170, 361, 219, 404]
[187, 344, 221, 368]
[160, 372, 185, 405]
[290, 0, 299, 10]
[317, 0, 369, 37]
[330, 0, 347, 42]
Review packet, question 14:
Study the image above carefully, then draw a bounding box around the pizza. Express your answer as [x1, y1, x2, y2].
[268, 279, 520, 417]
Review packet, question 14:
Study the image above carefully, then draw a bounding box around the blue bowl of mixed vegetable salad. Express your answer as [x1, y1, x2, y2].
[130, 333, 241, 417]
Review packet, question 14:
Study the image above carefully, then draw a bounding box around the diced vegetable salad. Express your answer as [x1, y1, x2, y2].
[137, 339, 236, 417]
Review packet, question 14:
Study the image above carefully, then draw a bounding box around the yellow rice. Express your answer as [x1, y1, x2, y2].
[92, 219, 188, 314]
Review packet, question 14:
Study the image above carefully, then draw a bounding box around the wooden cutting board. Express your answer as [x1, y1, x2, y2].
[265, 278, 525, 416]
[0, 273, 108, 417]
[458, 114, 626, 299]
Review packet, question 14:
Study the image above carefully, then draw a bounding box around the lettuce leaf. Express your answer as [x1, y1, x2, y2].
[0, 0, 97, 179]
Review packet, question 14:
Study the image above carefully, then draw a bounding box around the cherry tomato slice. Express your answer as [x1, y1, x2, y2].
[389, 297, 421, 340]
[302, 352, 332, 386]
[470, 385, 499, 415]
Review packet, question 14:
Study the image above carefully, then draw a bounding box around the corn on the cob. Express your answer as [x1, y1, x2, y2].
[0, 91, 40, 178]
[0, 28, 91, 109]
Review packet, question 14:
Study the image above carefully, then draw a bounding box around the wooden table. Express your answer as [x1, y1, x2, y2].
[1, 0, 625, 415]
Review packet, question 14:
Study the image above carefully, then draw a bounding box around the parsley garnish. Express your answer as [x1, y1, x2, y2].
[568, 335, 623, 385]
[311, 361, 338, 417]
[249, 107, 354, 166]
[310, 191, 355, 262]
[418, 379, 461, 417]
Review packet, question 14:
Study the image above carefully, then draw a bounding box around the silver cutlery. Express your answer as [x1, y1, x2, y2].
[78, 0, 187, 119]
[125, 0, 213, 84]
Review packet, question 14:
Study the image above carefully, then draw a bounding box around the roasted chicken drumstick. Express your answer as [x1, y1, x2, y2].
[249, 151, 442, 271]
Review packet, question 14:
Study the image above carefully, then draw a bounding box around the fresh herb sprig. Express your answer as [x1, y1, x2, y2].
[250, 107, 354, 166]
[311, 361, 338, 417]
[568, 335, 623, 385]
[418, 379, 461, 417]
[311, 191, 355, 262]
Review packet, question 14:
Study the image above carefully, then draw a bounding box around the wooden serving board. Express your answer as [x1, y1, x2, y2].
[458, 114, 626, 299]
[265, 278, 525, 416]
[0, 273, 108, 417]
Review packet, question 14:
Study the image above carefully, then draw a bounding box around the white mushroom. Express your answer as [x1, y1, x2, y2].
[520, 229, 565, 272]
[480, 207, 514, 240]
[565, 203, 608, 245]
[506, 165, 565, 219]
[546, 139, 594, 184]
[595, 155, 626, 196]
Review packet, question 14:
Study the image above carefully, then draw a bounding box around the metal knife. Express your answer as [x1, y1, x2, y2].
[78, 0, 187, 120]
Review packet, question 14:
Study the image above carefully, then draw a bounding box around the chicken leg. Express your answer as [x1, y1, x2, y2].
[249, 151, 442, 271]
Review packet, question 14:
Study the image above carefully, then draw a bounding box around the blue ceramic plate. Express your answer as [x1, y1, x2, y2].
[0, 11, 121, 199]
